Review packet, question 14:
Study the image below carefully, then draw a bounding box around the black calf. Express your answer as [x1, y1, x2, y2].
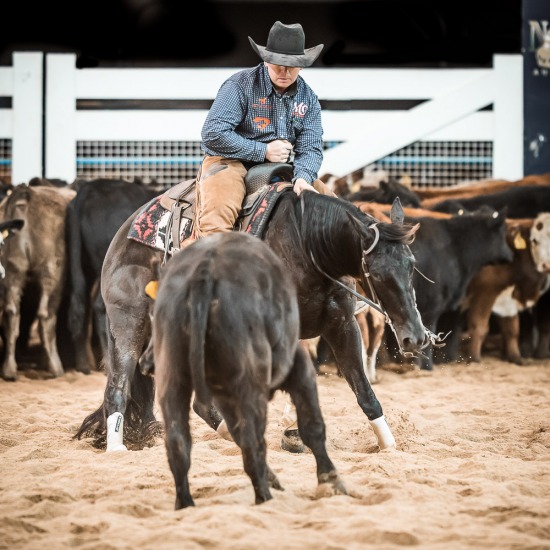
[153, 232, 346, 509]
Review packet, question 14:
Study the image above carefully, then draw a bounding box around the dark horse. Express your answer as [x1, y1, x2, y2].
[155, 231, 346, 508]
[76, 171, 434, 452]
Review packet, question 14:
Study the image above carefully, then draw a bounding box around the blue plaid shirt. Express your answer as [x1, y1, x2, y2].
[201, 64, 324, 184]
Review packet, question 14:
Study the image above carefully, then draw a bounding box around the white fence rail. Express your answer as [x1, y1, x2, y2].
[0, 53, 43, 185]
[0, 52, 523, 185]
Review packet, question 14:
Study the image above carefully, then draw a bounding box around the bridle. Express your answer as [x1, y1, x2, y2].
[309, 221, 446, 357]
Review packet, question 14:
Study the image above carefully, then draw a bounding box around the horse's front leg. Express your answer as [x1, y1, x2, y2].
[324, 317, 396, 451]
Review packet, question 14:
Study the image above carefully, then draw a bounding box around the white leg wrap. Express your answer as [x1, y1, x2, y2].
[369, 415, 396, 450]
[216, 419, 234, 442]
[106, 412, 128, 452]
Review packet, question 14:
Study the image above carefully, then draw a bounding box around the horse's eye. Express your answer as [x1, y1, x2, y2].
[370, 272, 381, 282]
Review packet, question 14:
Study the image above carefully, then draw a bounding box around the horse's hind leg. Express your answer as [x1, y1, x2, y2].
[103, 306, 153, 451]
[281, 345, 347, 497]
[215, 394, 273, 504]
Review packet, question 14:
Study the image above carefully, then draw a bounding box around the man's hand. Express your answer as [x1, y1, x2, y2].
[266, 139, 293, 163]
[293, 178, 318, 196]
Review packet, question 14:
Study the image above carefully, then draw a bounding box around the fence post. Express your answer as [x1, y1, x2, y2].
[12, 52, 43, 186]
[45, 53, 77, 183]
[493, 54, 524, 180]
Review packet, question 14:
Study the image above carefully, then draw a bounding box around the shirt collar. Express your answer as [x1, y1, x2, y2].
[260, 64, 299, 98]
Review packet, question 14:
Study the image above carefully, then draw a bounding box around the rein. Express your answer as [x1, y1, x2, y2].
[303, 199, 447, 357]
[308, 222, 388, 319]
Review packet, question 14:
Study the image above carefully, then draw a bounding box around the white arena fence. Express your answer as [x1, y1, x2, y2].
[0, 52, 523, 188]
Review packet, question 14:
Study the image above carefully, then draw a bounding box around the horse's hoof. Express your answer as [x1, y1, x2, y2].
[281, 429, 305, 453]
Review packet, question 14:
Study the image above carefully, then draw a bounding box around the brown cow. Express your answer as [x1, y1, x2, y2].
[415, 173, 550, 205]
[462, 219, 550, 365]
[1, 184, 76, 380]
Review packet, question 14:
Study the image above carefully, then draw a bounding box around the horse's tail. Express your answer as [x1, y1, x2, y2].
[187, 254, 214, 405]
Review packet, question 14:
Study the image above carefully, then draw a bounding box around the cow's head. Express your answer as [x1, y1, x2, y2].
[530, 212, 550, 273]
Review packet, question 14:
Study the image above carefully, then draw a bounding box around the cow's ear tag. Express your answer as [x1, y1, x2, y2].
[1, 229, 8, 239]
[145, 280, 158, 300]
[513, 232, 527, 250]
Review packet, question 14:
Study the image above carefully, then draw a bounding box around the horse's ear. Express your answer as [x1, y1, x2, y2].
[390, 197, 404, 225]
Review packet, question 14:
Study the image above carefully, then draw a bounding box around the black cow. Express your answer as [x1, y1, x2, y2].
[345, 177, 422, 207]
[66, 178, 162, 374]
[154, 231, 346, 509]
[427, 185, 550, 219]
[382, 209, 514, 370]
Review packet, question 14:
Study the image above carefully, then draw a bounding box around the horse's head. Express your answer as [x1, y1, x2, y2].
[355, 197, 439, 355]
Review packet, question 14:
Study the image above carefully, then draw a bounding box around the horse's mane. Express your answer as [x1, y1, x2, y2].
[300, 192, 418, 247]
[296, 193, 418, 278]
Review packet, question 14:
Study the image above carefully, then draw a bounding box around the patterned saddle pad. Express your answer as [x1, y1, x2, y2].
[127, 182, 292, 255]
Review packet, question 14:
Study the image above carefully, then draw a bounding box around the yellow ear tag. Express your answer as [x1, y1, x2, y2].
[145, 280, 159, 300]
[1, 229, 8, 239]
[513, 232, 527, 250]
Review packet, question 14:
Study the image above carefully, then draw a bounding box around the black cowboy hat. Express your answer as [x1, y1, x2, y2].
[248, 21, 324, 68]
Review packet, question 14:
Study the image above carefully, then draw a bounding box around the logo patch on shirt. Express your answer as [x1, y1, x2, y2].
[254, 117, 270, 129]
[252, 97, 271, 109]
[292, 102, 309, 118]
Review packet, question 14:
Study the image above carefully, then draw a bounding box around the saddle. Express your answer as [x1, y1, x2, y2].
[158, 162, 294, 252]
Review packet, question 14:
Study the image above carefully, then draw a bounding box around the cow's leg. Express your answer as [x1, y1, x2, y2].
[466, 299, 495, 363]
[364, 307, 386, 384]
[2, 285, 23, 381]
[497, 314, 524, 365]
[68, 271, 94, 375]
[281, 345, 347, 496]
[36, 288, 64, 377]
[216, 394, 273, 504]
[161, 382, 194, 509]
[355, 311, 371, 382]
[519, 309, 536, 358]
[324, 317, 396, 450]
[534, 296, 550, 359]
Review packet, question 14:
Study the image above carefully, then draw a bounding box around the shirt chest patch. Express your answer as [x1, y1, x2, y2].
[292, 102, 309, 118]
[252, 97, 272, 110]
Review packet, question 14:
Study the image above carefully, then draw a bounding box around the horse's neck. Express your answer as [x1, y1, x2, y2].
[300, 196, 361, 279]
